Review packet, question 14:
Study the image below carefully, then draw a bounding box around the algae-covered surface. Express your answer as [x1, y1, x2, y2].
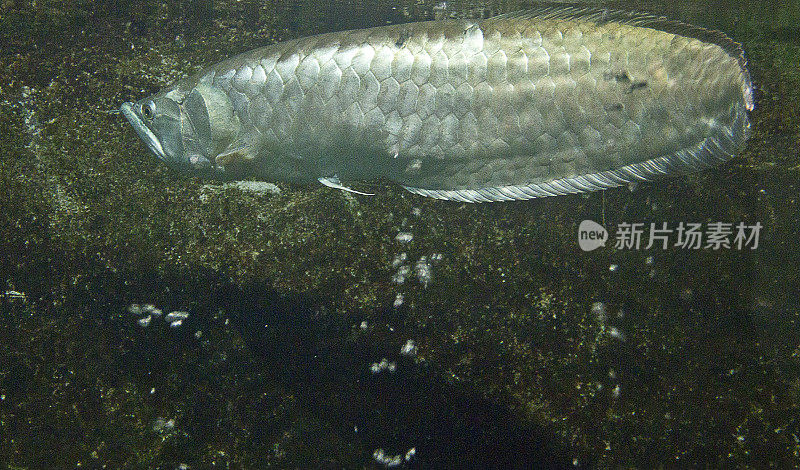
[1, 0, 799, 467]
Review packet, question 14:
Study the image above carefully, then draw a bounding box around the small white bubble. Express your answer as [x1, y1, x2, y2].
[400, 339, 417, 357]
[360, 320, 369, 330]
[591, 302, 607, 321]
[165, 311, 189, 322]
[153, 417, 176, 433]
[395, 232, 413, 243]
[373, 449, 403, 467]
[609, 264, 619, 272]
[609, 327, 625, 341]
[414, 257, 432, 287]
[194, 330, 202, 339]
[391, 253, 408, 268]
[3, 290, 26, 300]
[137, 315, 152, 327]
[142, 304, 162, 316]
[392, 265, 410, 284]
[393, 293, 404, 308]
[645, 255, 654, 265]
[411, 207, 421, 217]
[150, 387, 156, 394]
[369, 358, 397, 374]
[612, 384, 621, 398]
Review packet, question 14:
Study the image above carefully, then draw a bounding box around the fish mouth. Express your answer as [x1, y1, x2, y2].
[120, 102, 167, 161]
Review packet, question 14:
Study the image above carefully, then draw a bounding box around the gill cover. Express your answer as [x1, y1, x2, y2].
[182, 84, 240, 169]
[149, 98, 185, 167]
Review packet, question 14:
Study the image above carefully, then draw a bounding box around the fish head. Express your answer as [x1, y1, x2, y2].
[121, 83, 240, 174]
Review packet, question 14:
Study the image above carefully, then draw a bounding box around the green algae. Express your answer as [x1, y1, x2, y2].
[1, 0, 799, 467]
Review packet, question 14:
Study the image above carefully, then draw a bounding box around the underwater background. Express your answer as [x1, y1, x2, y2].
[1, 0, 799, 467]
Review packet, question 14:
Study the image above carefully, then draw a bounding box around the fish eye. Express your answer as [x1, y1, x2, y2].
[142, 100, 156, 120]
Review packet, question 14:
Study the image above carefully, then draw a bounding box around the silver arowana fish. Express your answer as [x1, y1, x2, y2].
[121, 6, 754, 203]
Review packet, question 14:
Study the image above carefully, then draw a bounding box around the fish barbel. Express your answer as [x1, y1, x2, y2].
[121, 6, 753, 202]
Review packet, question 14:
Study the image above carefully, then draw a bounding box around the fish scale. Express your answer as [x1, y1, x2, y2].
[121, 7, 753, 202]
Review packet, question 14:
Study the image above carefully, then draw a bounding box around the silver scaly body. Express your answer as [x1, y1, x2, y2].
[121, 7, 753, 202]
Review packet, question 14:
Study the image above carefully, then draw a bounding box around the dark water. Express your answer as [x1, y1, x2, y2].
[0, 0, 798, 468]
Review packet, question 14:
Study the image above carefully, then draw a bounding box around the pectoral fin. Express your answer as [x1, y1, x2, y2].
[216, 139, 259, 166]
[318, 176, 375, 196]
